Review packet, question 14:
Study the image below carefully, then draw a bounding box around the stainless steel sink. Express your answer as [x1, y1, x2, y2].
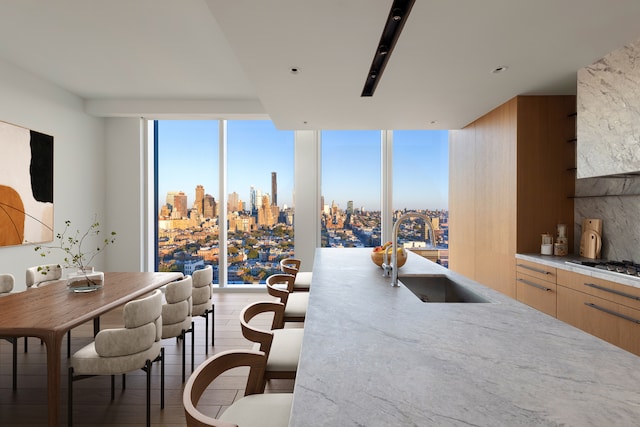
[398, 275, 490, 303]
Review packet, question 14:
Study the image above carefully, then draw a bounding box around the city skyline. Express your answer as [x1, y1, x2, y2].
[156, 120, 448, 213]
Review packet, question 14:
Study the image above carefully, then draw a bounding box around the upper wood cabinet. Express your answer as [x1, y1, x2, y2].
[449, 96, 575, 298]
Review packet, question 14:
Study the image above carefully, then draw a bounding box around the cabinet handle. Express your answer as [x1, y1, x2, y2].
[516, 264, 551, 275]
[584, 302, 640, 324]
[517, 278, 551, 291]
[584, 282, 640, 301]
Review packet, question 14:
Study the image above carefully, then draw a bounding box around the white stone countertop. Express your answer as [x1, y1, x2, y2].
[516, 253, 640, 289]
[289, 248, 640, 427]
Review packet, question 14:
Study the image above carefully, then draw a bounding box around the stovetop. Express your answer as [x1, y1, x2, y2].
[566, 259, 640, 278]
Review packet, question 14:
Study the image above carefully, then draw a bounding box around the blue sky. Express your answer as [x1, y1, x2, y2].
[157, 120, 448, 212]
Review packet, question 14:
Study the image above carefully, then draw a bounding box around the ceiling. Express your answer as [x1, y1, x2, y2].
[1, 0, 640, 130]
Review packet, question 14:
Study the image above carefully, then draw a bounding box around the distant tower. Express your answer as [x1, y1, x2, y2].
[347, 200, 354, 215]
[250, 185, 257, 213]
[195, 185, 205, 215]
[228, 192, 240, 212]
[174, 192, 188, 218]
[271, 172, 277, 207]
[203, 194, 215, 218]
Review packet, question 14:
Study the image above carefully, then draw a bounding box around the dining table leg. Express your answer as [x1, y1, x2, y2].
[44, 332, 63, 426]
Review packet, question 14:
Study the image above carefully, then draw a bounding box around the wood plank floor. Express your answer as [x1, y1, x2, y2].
[0, 291, 295, 426]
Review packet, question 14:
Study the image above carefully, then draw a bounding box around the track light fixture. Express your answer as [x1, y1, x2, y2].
[361, 0, 416, 97]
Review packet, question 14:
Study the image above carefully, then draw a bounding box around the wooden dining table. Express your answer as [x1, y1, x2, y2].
[0, 271, 183, 426]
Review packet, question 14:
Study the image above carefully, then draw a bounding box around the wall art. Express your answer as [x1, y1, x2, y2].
[0, 120, 53, 247]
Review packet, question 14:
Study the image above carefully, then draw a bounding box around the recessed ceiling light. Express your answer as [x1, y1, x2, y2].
[491, 66, 509, 74]
[430, 120, 438, 125]
[290, 67, 300, 74]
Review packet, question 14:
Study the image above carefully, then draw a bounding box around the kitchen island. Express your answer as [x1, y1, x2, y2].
[289, 248, 640, 426]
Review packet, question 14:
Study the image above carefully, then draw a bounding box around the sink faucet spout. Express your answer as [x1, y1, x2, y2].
[391, 212, 435, 286]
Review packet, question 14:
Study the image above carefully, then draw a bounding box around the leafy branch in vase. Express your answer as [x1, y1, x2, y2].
[34, 216, 117, 273]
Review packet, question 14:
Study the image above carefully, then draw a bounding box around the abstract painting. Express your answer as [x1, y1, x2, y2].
[0, 120, 53, 247]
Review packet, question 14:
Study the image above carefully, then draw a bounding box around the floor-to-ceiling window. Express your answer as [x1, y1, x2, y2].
[320, 130, 382, 247]
[226, 120, 294, 283]
[155, 120, 220, 278]
[393, 130, 449, 266]
[155, 119, 294, 285]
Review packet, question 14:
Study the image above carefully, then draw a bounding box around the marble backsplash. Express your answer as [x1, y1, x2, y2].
[574, 174, 640, 261]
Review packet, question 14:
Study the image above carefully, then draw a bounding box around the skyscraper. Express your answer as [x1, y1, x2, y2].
[174, 191, 188, 218]
[194, 185, 205, 215]
[271, 172, 277, 207]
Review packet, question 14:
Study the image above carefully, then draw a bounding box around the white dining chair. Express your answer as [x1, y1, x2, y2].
[67, 289, 165, 427]
[191, 265, 214, 353]
[161, 275, 193, 383]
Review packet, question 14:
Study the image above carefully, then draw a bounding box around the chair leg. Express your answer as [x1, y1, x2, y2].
[191, 321, 195, 373]
[24, 336, 28, 353]
[145, 359, 151, 427]
[204, 312, 209, 354]
[181, 330, 186, 383]
[111, 375, 115, 400]
[161, 347, 165, 409]
[67, 331, 71, 358]
[211, 305, 215, 345]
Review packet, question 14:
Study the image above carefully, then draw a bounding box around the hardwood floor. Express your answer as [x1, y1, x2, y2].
[0, 291, 295, 426]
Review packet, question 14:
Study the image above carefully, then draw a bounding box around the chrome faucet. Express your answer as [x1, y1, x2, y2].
[389, 211, 435, 287]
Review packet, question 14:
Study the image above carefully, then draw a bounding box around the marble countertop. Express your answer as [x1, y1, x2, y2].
[289, 248, 640, 426]
[516, 253, 640, 289]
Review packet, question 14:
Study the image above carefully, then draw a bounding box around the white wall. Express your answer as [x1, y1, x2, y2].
[294, 130, 320, 271]
[104, 118, 146, 272]
[0, 58, 107, 291]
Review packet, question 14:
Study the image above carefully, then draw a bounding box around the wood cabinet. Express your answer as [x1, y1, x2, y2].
[449, 96, 575, 297]
[515, 259, 557, 317]
[557, 269, 640, 356]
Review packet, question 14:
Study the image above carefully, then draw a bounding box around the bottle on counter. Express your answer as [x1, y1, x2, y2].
[554, 224, 568, 256]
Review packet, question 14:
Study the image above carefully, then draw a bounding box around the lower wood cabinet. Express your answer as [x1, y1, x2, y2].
[515, 260, 557, 317]
[556, 269, 640, 356]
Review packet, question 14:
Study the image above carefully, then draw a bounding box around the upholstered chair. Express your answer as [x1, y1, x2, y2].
[25, 263, 62, 288]
[0, 273, 18, 389]
[191, 265, 214, 353]
[183, 349, 293, 427]
[161, 275, 193, 383]
[240, 301, 304, 392]
[280, 258, 313, 291]
[265, 274, 308, 324]
[68, 289, 165, 427]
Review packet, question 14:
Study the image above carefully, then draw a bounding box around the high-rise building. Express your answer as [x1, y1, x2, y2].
[258, 194, 275, 227]
[347, 200, 354, 215]
[228, 191, 240, 212]
[271, 172, 277, 207]
[174, 191, 188, 218]
[203, 194, 216, 218]
[194, 185, 205, 215]
[166, 191, 179, 211]
[250, 185, 257, 213]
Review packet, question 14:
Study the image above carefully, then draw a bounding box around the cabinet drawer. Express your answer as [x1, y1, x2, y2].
[516, 272, 556, 317]
[557, 285, 640, 356]
[557, 269, 640, 312]
[515, 259, 557, 282]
